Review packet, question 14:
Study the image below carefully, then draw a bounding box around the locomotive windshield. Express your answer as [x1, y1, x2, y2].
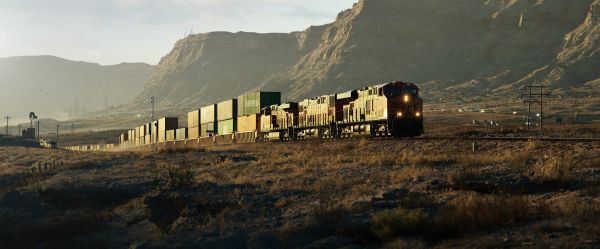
[383, 85, 418, 97]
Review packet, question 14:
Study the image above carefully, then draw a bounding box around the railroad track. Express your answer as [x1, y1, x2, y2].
[413, 136, 600, 142]
[65, 134, 600, 153]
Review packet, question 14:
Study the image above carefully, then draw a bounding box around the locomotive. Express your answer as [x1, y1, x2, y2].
[261, 81, 423, 140]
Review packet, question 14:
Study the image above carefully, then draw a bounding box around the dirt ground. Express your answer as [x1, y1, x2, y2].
[1, 137, 600, 249]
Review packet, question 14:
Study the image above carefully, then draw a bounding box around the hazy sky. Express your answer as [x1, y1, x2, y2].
[0, 0, 356, 65]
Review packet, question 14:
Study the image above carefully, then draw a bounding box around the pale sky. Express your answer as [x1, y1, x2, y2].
[0, 0, 356, 65]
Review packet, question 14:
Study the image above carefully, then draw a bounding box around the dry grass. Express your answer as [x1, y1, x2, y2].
[2, 137, 599, 248]
[371, 193, 535, 241]
[548, 198, 600, 224]
[532, 155, 574, 184]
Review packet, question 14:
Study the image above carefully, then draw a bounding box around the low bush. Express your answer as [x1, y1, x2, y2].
[372, 208, 427, 241]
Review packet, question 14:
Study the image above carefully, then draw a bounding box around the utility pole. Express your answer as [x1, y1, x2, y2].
[36, 120, 40, 142]
[151, 96, 155, 143]
[18, 124, 21, 137]
[4, 116, 10, 136]
[71, 123, 74, 133]
[56, 122, 60, 146]
[521, 84, 550, 136]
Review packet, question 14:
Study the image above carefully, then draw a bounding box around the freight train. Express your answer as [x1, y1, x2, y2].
[65, 81, 424, 152]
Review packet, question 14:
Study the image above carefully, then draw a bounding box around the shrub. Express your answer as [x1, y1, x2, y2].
[446, 167, 478, 189]
[432, 194, 530, 237]
[372, 208, 427, 241]
[310, 203, 346, 225]
[382, 239, 426, 249]
[526, 139, 541, 151]
[532, 155, 573, 184]
[158, 162, 195, 189]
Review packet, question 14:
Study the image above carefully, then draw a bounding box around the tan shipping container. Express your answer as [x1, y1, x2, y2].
[176, 128, 187, 140]
[238, 114, 260, 133]
[201, 104, 217, 124]
[188, 110, 201, 128]
[188, 127, 200, 139]
[158, 117, 178, 142]
[166, 130, 176, 142]
[217, 99, 237, 121]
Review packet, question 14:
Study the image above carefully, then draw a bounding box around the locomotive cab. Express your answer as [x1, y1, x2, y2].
[383, 82, 424, 137]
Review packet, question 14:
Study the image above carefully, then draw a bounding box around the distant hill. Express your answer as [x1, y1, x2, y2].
[0, 56, 154, 121]
[131, 0, 600, 110]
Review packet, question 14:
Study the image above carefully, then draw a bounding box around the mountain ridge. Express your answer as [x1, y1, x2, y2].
[132, 0, 600, 110]
[0, 55, 154, 121]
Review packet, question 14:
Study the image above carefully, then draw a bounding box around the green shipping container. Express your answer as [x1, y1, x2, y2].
[217, 119, 237, 135]
[238, 92, 281, 117]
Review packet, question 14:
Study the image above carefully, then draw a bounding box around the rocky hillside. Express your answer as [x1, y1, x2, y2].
[0, 56, 154, 120]
[133, 0, 600, 109]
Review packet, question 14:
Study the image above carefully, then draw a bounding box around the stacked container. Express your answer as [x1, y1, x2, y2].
[217, 99, 237, 135]
[151, 121, 158, 143]
[158, 118, 178, 143]
[237, 92, 281, 133]
[138, 125, 146, 145]
[187, 110, 201, 139]
[134, 127, 141, 146]
[166, 130, 176, 141]
[201, 104, 217, 137]
[176, 128, 187, 140]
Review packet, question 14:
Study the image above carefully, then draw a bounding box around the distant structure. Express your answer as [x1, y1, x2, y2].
[23, 112, 38, 139]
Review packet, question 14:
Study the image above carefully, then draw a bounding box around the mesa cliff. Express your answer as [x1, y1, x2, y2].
[132, 0, 600, 109]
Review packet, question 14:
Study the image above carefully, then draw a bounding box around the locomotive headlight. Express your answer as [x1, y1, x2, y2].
[397, 112, 403, 117]
[403, 95, 410, 103]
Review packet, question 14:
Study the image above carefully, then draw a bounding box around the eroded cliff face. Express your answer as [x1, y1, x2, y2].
[132, 32, 302, 108]
[133, 0, 599, 109]
[509, 0, 600, 96]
